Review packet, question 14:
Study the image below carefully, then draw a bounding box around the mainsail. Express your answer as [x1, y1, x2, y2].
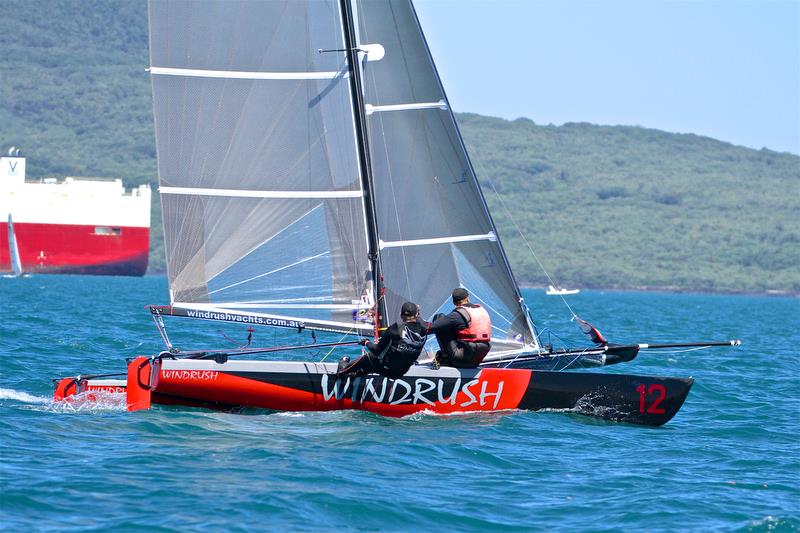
[149, 1, 373, 334]
[148, 0, 538, 352]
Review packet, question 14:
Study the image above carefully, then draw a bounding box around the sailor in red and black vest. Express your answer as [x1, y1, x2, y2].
[428, 287, 492, 368]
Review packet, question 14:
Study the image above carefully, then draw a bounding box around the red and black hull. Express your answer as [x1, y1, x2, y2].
[56, 358, 692, 426]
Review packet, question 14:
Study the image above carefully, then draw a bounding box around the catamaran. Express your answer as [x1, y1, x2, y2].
[53, 0, 739, 426]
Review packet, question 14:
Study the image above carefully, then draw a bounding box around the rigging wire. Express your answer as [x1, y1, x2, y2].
[470, 157, 581, 320]
[319, 327, 363, 362]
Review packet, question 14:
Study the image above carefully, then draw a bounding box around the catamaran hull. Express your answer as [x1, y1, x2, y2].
[55, 358, 692, 426]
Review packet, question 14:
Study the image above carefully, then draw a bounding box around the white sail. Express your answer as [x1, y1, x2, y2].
[148, 0, 539, 351]
[149, 1, 373, 334]
[353, 0, 538, 351]
[7, 214, 22, 277]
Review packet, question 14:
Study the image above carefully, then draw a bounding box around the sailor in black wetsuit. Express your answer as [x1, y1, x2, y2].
[336, 302, 428, 379]
[429, 288, 492, 368]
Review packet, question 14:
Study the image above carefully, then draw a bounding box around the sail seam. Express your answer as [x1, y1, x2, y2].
[212, 303, 359, 310]
[379, 232, 496, 249]
[159, 187, 363, 199]
[149, 66, 345, 80]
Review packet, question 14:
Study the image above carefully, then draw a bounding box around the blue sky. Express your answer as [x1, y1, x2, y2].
[414, 0, 800, 155]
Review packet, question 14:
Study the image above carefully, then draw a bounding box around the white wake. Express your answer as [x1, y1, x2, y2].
[0, 387, 126, 412]
[0, 387, 49, 404]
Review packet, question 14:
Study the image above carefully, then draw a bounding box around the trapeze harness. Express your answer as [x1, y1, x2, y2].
[336, 322, 427, 379]
[376, 323, 427, 375]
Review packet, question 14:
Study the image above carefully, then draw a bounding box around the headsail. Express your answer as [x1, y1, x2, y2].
[148, 1, 373, 334]
[353, 0, 538, 352]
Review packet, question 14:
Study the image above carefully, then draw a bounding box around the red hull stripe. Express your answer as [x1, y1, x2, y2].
[0, 222, 149, 275]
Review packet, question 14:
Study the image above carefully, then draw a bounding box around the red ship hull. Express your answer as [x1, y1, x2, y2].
[0, 222, 149, 276]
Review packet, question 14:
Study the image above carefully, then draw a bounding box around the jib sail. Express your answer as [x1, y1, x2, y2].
[354, 0, 537, 352]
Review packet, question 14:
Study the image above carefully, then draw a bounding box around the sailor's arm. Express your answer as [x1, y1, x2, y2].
[427, 311, 467, 334]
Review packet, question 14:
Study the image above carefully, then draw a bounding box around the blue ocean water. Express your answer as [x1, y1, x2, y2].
[0, 275, 797, 531]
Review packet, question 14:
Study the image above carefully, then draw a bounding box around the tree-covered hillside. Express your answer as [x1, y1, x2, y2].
[1, 1, 798, 293]
[460, 115, 799, 293]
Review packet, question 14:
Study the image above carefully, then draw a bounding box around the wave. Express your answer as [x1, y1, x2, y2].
[0, 388, 49, 404]
[47, 391, 127, 413]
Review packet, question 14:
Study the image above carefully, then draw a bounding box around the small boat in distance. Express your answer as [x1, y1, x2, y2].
[546, 285, 580, 295]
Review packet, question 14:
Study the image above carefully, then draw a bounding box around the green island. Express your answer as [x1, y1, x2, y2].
[1, 0, 798, 294]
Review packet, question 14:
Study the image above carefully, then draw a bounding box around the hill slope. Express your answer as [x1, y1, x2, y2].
[1, 0, 798, 293]
[459, 115, 799, 293]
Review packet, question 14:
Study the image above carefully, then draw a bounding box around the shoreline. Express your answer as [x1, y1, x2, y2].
[137, 271, 799, 298]
[516, 283, 799, 298]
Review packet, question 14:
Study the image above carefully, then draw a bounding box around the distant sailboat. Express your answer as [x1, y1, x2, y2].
[546, 285, 579, 295]
[7, 214, 23, 277]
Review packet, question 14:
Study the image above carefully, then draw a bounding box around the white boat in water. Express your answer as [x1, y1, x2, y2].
[546, 285, 580, 295]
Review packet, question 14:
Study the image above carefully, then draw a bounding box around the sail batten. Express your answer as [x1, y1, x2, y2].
[150, 66, 346, 80]
[379, 232, 496, 249]
[365, 100, 447, 114]
[160, 187, 363, 199]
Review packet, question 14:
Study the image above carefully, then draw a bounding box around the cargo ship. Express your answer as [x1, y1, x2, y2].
[0, 149, 151, 276]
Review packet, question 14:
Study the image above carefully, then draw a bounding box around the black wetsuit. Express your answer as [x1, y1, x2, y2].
[337, 319, 428, 379]
[428, 305, 491, 368]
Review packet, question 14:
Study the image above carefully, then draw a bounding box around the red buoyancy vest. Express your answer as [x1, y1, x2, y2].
[455, 305, 492, 342]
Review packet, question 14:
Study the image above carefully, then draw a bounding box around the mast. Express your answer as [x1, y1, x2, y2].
[339, 0, 387, 334]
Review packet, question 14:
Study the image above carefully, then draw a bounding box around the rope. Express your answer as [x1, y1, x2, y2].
[319, 328, 363, 362]
[486, 178, 578, 317]
[470, 156, 580, 320]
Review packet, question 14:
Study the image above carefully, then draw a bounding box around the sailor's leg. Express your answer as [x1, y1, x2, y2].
[433, 330, 457, 367]
[336, 353, 380, 378]
[446, 341, 490, 368]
